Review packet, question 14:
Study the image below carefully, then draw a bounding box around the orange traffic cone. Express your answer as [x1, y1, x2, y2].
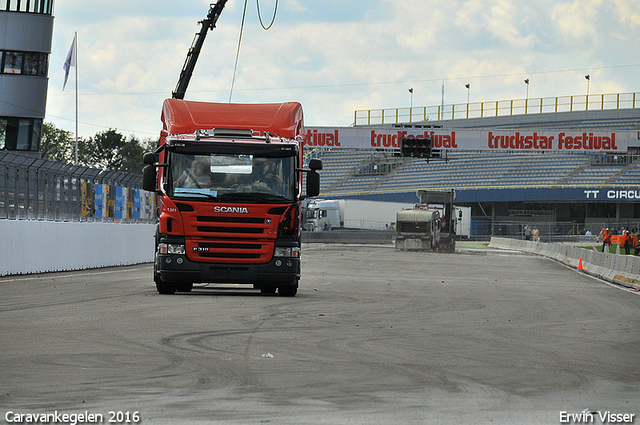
[577, 258, 583, 271]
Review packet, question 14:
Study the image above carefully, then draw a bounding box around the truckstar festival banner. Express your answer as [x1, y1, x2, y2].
[304, 127, 636, 152]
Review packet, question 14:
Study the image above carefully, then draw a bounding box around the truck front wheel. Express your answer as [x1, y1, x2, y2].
[260, 286, 277, 295]
[155, 275, 177, 295]
[176, 282, 193, 293]
[278, 286, 297, 297]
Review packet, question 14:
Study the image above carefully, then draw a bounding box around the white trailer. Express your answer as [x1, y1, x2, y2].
[454, 206, 471, 238]
[303, 199, 414, 231]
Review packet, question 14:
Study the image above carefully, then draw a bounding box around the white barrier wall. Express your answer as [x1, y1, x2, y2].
[0, 221, 156, 276]
[488, 237, 640, 291]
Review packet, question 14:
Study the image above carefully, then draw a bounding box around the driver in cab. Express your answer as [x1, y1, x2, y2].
[174, 158, 211, 189]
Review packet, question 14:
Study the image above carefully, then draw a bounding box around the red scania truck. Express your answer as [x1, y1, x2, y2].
[142, 99, 321, 296]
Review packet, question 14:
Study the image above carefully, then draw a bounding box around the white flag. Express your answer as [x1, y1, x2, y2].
[62, 33, 76, 91]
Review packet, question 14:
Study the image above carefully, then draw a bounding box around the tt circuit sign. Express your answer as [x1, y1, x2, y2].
[304, 127, 635, 153]
[584, 189, 640, 200]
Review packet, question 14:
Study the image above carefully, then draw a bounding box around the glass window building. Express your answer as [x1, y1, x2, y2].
[0, 0, 54, 155]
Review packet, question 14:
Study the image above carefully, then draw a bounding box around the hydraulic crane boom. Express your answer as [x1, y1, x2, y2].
[172, 0, 228, 100]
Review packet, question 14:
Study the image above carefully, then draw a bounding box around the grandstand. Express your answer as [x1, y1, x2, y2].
[319, 149, 638, 194]
[308, 99, 640, 238]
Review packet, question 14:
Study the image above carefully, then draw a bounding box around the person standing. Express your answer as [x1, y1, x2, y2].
[617, 231, 627, 255]
[623, 230, 632, 255]
[602, 228, 612, 253]
[533, 227, 540, 241]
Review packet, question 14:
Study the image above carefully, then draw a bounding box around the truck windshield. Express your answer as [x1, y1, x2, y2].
[397, 221, 430, 233]
[169, 152, 295, 203]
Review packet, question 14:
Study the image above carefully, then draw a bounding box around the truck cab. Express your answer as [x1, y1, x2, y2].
[143, 99, 321, 296]
[303, 199, 343, 231]
[395, 189, 457, 253]
[395, 208, 441, 250]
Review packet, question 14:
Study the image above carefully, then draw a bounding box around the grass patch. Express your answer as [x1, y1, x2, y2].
[459, 242, 490, 248]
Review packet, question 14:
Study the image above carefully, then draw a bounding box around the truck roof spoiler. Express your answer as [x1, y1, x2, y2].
[416, 189, 455, 205]
[162, 99, 304, 139]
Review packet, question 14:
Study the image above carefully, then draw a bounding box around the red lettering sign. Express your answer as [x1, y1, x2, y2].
[304, 129, 341, 147]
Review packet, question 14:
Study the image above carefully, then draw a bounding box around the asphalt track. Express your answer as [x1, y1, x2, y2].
[1, 243, 639, 425]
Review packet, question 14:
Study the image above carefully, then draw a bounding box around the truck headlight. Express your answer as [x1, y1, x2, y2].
[274, 247, 300, 258]
[159, 243, 186, 255]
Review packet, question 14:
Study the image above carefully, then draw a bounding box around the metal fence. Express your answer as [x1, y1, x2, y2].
[354, 91, 640, 125]
[0, 151, 156, 222]
[469, 219, 640, 243]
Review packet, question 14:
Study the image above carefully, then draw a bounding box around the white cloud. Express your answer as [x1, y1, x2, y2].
[551, 0, 602, 42]
[283, 0, 307, 13]
[614, 0, 640, 26]
[454, 0, 539, 49]
[44, 0, 640, 139]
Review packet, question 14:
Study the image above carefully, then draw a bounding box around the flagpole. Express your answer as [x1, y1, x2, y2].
[74, 31, 78, 165]
[62, 32, 78, 162]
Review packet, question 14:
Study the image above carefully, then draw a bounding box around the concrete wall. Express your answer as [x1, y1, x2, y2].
[488, 237, 640, 291]
[302, 229, 395, 244]
[0, 221, 156, 276]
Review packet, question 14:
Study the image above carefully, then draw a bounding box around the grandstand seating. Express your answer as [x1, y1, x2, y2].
[610, 162, 640, 185]
[310, 149, 638, 195]
[307, 108, 640, 196]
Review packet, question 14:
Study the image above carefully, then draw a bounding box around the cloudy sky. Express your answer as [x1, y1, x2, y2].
[46, 0, 640, 140]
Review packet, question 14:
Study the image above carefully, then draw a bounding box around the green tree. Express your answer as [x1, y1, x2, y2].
[40, 123, 157, 174]
[119, 136, 146, 174]
[85, 129, 158, 173]
[40, 122, 74, 162]
[41, 122, 90, 165]
[85, 129, 126, 170]
[123, 137, 159, 174]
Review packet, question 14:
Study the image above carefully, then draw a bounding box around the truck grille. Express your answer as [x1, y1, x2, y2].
[199, 252, 261, 259]
[186, 238, 272, 263]
[179, 206, 284, 264]
[196, 226, 264, 234]
[197, 216, 264, 224]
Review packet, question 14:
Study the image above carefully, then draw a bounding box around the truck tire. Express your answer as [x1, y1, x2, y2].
[440, 240, 455, 253]
[155, 276, 177, 295]
[278, 286, 297, 297]
[176, 282, 193, 292]
[156, 281, 177, 295]
[260, 286, 277, 294]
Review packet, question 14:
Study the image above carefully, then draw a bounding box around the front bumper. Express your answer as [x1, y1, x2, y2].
[395, 236, 433, 250]
[156, 251, 300, 287]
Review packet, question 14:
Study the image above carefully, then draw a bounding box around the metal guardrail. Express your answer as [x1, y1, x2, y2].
[354, 92, 640, 125]
[489, 237, 640, 290]
[0, 151, 156, 222]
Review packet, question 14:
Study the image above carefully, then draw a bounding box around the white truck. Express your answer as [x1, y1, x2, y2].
[303, 199, 415, 231]
[303, 199, 344, 231]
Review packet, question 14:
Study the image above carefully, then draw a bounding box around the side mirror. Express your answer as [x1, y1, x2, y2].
[306, 170, 320, 197]
[142, 164, 157, 192]
[143, 152, 156, 165]
[309, 158, 322, 171]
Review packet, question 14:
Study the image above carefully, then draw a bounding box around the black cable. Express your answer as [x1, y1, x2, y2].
[256, 0, 278, 30]
[229, 0, 249, 102]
